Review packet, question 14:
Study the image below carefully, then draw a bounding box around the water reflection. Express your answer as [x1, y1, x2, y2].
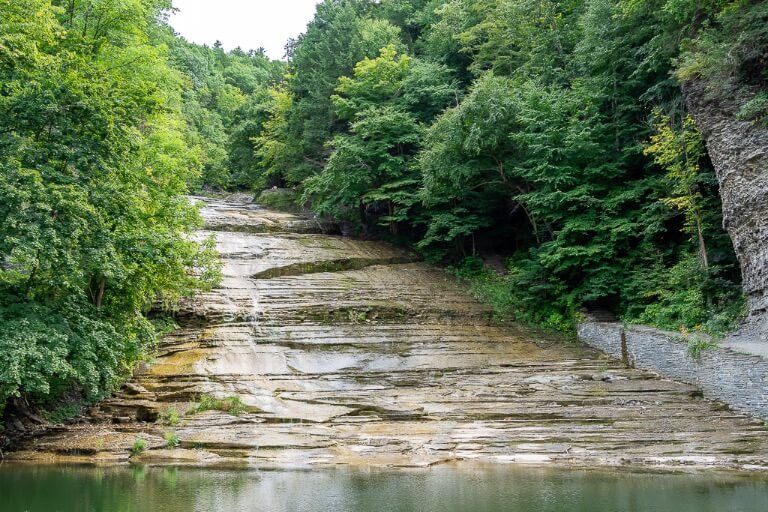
[1, 464, 767, 512]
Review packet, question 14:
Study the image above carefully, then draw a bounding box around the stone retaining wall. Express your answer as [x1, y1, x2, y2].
[578, 321, 768, 419]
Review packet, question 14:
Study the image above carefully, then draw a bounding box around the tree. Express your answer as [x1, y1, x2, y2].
[645, 111, 710, 268]
[304, 45, 457, 234]
[285, 1, 404, 181]
[168, 36, 283, 189]
[253, 86, 297, 187]
[0, 0, 218, 416]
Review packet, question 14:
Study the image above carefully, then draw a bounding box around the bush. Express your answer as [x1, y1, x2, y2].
[0, 0, 222, 418]
[624, 254, 745, 336]
[131, 438, 147, 456]
[0, 300, 152, 418]
[42, 402, 84, 425]
[686, 334, 719, 359]
[453, 252, 744, 337]
[738, 91, 768, 125]
[164, 431, 181, 449]
[452, 257, 576, 334]
[256, 188, 301, 211]
[158, 407, 180, 427]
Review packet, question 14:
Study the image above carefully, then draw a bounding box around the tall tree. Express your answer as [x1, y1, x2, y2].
[0, 0, 218, 415]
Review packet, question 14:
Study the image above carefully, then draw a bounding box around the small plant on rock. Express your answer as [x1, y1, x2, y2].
[131, 438, 147, 456]
[159, 406, 180, 426]
[188, 394, 246, 416]
[686, 334, 718, 360]
[164, 431, 181, 449]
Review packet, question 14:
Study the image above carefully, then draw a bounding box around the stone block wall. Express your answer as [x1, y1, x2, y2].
[578, 320, 768, 419]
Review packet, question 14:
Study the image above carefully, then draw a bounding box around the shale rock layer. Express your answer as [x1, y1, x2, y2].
[11, 197, 768, 470]
[685, 81, 768, 341]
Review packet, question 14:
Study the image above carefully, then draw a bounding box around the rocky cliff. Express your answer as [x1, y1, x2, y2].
[684, 81, 768, 342]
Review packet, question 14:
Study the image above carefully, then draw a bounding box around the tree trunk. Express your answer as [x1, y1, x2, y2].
[95, 278, 106, 309]
[389, 201, 397, 235]
[694, 212, 709, 270]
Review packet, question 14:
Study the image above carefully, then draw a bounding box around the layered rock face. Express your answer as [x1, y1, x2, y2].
[10, 197, 768, 470]
[685, 82, 768, 341]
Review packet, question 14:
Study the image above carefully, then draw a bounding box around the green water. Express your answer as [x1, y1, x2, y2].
[1, 464, 767, 512]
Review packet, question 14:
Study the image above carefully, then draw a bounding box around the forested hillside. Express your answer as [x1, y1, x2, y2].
[1, 0, 765, 424]
[234, 0, 766, 334]
[168, 38, 284, 189]
[0, 0, 223, 419]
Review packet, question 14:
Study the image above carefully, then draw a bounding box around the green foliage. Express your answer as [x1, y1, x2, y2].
[625, 255, 745, 336]
[131, 438, 147, 456]
[304, 44, 457, 233]
[188, 394, 246, 416]
[453, 257, 575, 333]
[685, 334, 719, 360]
[0, 0, 220, 417]
[284, 0, 406, 182]
[252, 87, 298, 187]
[264, 0, 749, 336]
[256, 188, 300, 212]
[43, 402, 84, 425]
[2, 0, 757, 418]
[458, 0, 582, 80]
[158, 406, 180, 426]
[645, 111, 710, 267]
[163, 431, 180, 449]
[738, 91, 768, 125]
[169, 37, 284, 189]
[675, 1, 768, 86]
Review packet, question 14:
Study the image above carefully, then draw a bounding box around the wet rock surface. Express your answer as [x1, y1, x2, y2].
[11, 197, 768, 470]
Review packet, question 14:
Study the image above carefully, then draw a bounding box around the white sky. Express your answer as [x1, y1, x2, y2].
[170, 1, 322, 60]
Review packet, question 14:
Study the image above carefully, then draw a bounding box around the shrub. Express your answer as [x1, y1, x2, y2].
[43, 402, 84, 425]
[686, 334, 719, 360]
[164, 431, 181, 449]
[256, 188, 301, 211]
[131, 438, 147, 456]
[159, 407, 180, 427]
[452, 257, 576, 334]
[625, 255, 745, 336]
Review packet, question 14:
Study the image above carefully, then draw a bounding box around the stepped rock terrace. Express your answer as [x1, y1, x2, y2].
[10, 197, 768, 471]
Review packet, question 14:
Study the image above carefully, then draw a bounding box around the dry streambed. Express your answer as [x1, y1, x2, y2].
[11, 197, 768, 470]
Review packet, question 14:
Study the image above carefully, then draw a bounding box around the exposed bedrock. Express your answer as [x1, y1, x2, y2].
[684, 81, 768, 341]
[10, 196, 768, 470]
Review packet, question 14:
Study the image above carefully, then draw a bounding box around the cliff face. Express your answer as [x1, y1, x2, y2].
[684, 81, 768, 341]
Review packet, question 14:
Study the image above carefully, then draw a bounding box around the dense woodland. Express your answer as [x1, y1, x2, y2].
[1, 0, 766, 419]
[244, 0, 764, 334]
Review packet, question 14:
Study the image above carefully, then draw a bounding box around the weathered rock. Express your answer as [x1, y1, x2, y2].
[122, 382, 147, 396]
[684, 81, 768, 342]
[11, 196, 768, 471]
[193, 196, 324, 234]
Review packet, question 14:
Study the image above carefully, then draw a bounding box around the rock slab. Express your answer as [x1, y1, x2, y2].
[11, 197, 768, 471]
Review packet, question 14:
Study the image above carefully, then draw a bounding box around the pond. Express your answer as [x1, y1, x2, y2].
[1, 464, 767, 512]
